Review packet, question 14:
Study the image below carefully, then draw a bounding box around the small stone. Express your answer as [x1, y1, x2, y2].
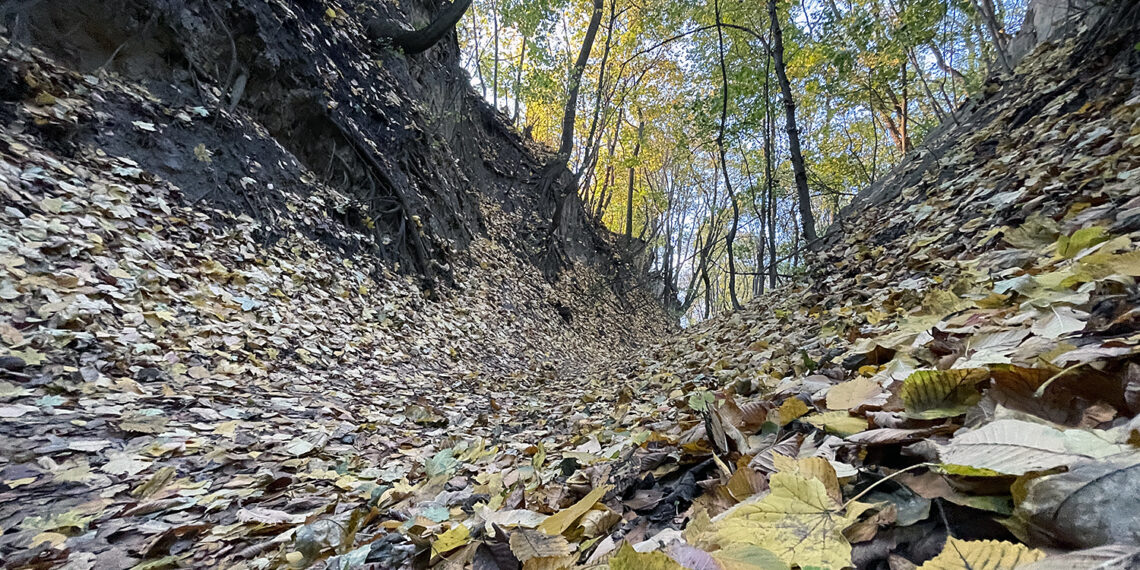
[0, 356, 26, 371]
[135, 366, 164, 382]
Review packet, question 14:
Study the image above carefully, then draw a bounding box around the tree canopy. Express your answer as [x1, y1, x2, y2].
[459, 0, 1026, 322]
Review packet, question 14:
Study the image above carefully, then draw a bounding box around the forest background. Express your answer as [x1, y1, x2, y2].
[457, 0, 1026, 321]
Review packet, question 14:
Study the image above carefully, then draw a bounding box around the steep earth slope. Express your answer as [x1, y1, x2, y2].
[0, 1, 669, 568]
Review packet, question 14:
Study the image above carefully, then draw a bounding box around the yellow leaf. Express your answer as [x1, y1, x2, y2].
[609, 542, 682, 570]
[804, 411, 869, 437]
[1079, 249, 1140, 278]
[774, 398, 809, 426]
[724, 464, 766, 503]
[522, 554, 579, 570]
[31, 531, 67, 549]
[579, 505, 621, 538]
[11, 348, 45, 366]
[431, 523, 470, 557]
[709, 546, 790, 570]
[1056, 226, 1108, 259]
[917, 537, 1045, 569]
[537, 484, 612, 536]
[325, 7, 337, 19]
[706, 472, 870, 569]
[509, 529, 573, 563]
[193, 143, 213, 163]
[865, 309, 889, 325]
[131, 466, 176, 499]
[772, 455, 841, 503]
[682, 507, 714, 547]
[1003, 215, 1059, 249]
[39, 197, 63, 213]
[900, 369, 989, 419]
[213, 420, 239, 438]
[826, 377, 883, 410]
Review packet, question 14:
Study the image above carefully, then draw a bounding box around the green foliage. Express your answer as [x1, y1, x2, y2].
[459, 0, 1024, 321]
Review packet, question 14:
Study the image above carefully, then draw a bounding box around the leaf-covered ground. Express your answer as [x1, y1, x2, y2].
[0, 32, 669, 568]
[4, 8, 1140, 570]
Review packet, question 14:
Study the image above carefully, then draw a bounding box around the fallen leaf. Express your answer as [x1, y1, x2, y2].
[900, 369, 989, 419]
[1019, 544, 1140, 569]
[804, 411, 869, 436]
[538, 484, 612, 536]
[938, 419, 1127, 475]
[1030, 306, 1087, 339]
[431, 523, 471, 557]
[708, 545, 790, 570]
[704, 471, 871, 569]
[609, 542, 682, 570]
[236, 507, 303, 524]
[101, 454, 152, 476]
[826, 377, 884, 410]
[509, 528, 572, 563]
[774, 398, 810, 426]
[1012, 452, 1140, 548]
[916, 537, 1044, 569]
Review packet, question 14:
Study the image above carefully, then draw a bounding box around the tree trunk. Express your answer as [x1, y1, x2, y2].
[470, 3, 486, 98]
[768, 0, 817, 243]
[594, 107, 623, 220]
[764, 43, 778, 289]
[715, 0, 742, 310]
[900, 58, 911, 152]
[513, 35, 526, 125]
[557, 0, 604, 159]
[491, 0, 499, 108]
[625, 110, 644, 242]
[579, 0, 618, 178]
[546, 0, 605, 239]
[971, 0, 1011, 71]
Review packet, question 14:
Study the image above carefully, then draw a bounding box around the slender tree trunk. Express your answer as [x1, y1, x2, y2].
[768, 0, 817, 243]
[625, 110, 644, 242]
[875, 84, 912, 152]
[900, 58, 910, 152]
[877, 108, 906, 152]
[557, 0, 604, 159]
[579, 0, 617, 178]
[595, 107, 623, 220]
[909, 48, 948, 121]
[662, 175, 678, 307]
[792, 212, 800, 268]
[715, 0, 742, 310]
[764, 45, 778, 290]
[470, 3, 486, 98]
[513, 35, 526, 125]
[703, 266, 713, 318]
[971, 0, 1011, 71]
[491, 0, 499, 108]
[754, 238, 765, 295]
[547, 0, 605, 238]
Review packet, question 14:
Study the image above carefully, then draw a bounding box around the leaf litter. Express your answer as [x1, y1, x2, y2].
[3, 7, 1140, 570]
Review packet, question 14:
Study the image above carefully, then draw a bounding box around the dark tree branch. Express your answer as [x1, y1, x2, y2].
[368, 0, 473, 56]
